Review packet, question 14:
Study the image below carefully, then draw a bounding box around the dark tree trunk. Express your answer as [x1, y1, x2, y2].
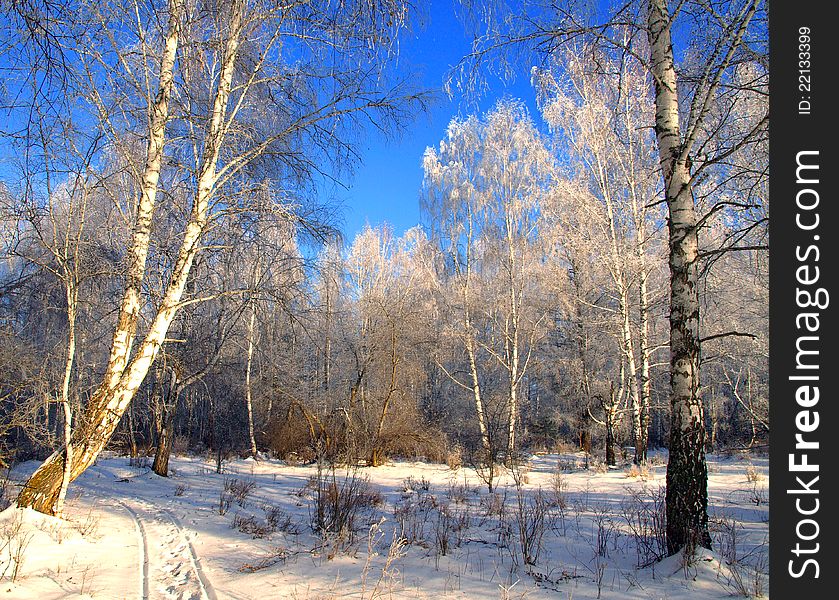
[605, 417, 616, 467]
[152, 405, 174, 477]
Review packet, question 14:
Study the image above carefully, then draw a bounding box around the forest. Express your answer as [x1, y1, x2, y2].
[0, 0, 768, 598]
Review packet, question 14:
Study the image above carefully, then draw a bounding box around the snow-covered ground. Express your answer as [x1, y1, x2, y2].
[1, 451, 769, 599]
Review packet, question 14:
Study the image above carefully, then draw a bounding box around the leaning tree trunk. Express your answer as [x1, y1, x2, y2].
[648, 0, 711, 554]
[370, 322, 399, 467]
[100, 0, 185, 399]
[17, 0, 244, 515]
[462, 212, 491, 456]
[466, 332, 491, 455]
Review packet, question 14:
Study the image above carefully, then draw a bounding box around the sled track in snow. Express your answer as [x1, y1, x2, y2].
[118, 501, 150, 599]
[117, 498, 217, 600]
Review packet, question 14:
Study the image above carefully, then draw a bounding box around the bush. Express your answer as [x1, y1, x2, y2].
[218, 491, 232, 515]
[263, 505, 299, 535]
[620, 485, 667, 567]
[0, 511, 33, 582]
[264, 412, 321, 463]
[745, 464, 763, 483]
[309, 466, 379, 546]
[232, 514, 271, 539]
[224, 478, 257, 507]
[446, 446, 463, 470]
[445, 478, 476, 504]
[402, 476, 431, 495]
[513, 487, 551, 566]
[393, 495, 436, 544]
[625, 463, 651, 480]
[549, 470, 568, 509]
[372, 416, 450, 465]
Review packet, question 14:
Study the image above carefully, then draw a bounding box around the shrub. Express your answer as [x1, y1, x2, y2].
[0, 511, 33, 582]
[73, 507, 100, 538]
[445, 479, 475, 504]
[309, 466, 379, 546]
[435, 506, 453, 556]
[625, 463, 651, 480]
[480, 491, 505, 518]
[513, 487, 551, 566]
[393, 496, 435, 544]
[549, 470, 568, 509]
[218, 491, 232, 515]
[745, 464, 764, 483]
[264, 505, 299, 535]
[224, 478, 257, 507]
[446, 446, 463, 470]
[232, 514, 272, 539]
[620, 485, 667, 567]
[402, 476, 431, 495]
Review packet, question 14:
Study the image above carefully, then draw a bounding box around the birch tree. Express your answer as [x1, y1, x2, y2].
[451, 0, 766, 553]
[536, 42, 663, 465]
[425, 100, 552, 458]
[647, 0, 765, 552]
[12, 0, 427, 514]
[423, 116, 493, 456]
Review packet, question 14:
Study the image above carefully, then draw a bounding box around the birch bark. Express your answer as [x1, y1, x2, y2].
[647, 0, 711, 552]
[245, 301, 258, 458]
[18, 0, 245, 514]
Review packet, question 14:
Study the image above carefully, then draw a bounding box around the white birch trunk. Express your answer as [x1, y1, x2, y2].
[245, 301, 258, 458]
[462, 218, 491, 454]
[99, 0, 185, 397]
[18, 0, 245, 514]
[505, 212, 520, 457]
[56, 280, 77, 517]
[647, 0, 711, 553]
[465, 331, 490, 453]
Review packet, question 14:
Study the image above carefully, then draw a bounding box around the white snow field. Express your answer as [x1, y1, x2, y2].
[1, 452, 768, 599]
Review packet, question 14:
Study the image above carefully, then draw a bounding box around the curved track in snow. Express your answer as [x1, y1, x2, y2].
[118, 498, 217, 600]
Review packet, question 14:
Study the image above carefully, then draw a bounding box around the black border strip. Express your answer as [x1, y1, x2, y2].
[769, 1, 836, 595]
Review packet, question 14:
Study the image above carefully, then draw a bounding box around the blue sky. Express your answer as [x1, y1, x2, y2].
[337, 1, 538, 243]
[0, 1, 539, 243]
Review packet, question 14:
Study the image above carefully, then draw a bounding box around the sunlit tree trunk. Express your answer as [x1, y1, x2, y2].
[600, 174, 642, 468]
[648, 0, 711, 553]
[462, 215, 491, 455]
[637, 262, 652, 462]
[504, 210, 521, 457]
[245, 301, 258, 458]
[17, 0, 243, 514]
[100, 0, 184, 397]
[56, 279, 77, 517]
[622, 76, 653, 466]
[466, 330, 490, 454]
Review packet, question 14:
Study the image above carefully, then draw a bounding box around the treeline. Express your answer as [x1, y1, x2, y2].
[1, 92, 766, 474]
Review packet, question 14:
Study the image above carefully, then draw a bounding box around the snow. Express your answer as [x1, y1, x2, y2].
[1, 452, 769, 598]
